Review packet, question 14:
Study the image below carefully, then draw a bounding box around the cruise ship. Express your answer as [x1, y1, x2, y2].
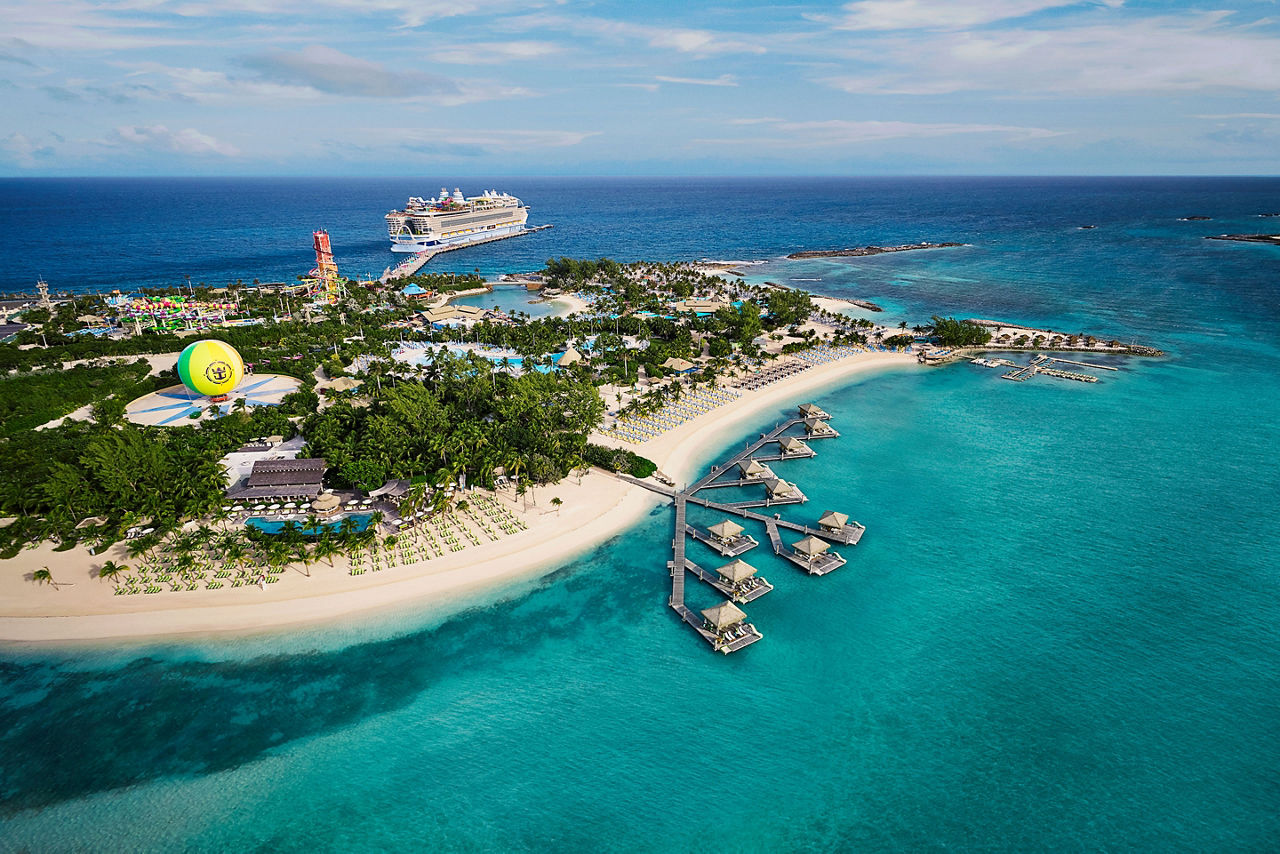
[386, 188, 530, 253]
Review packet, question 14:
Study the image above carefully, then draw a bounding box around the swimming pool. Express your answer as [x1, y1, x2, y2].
[244, 513, 374, 536]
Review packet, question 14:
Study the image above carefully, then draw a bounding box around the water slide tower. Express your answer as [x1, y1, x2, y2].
[306, 230, 345, 304]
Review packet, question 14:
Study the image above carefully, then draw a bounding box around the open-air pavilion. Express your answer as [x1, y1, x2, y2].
[798, 402, 830, 420]
[691, 518, 759, 557]
[785, 534, 847, 575]
[803, 417, 839, 438]
[738, 459, 773, 480]
[700, 600, 763, 653]
[777, 436, 814, 457]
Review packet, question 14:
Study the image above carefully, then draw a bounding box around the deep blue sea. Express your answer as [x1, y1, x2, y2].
[2, 178, 1279, 852]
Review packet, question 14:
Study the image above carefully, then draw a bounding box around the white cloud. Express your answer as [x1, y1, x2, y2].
[819, 13, 1280, 95]
[2, 132, 55, 167]
[699, 118, 1062, 148]
[430, 40, 561, 64]
[243, 45, 459, 97]
[1193, 113, 1280, 120]
[816, 0, 1122, 31]
[110, 124, 240, 156]
[655, 74, 738, 87]
[506, 13, 767, 57]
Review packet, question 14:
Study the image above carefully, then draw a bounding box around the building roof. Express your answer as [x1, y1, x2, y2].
[803, 417, 833, 433]
[662, 357, 695, 372]
[793, 535, 830, 556]
[819, 510, 849, 529]
[764, 477, 796, 496]
[368, 479, 411, 499]
[716, 559, 758, 583]
[779, 437, 808, 452]
[312, 493, 341, 512]
[798, 402, 828, 417]
[739, 459, 768, 476]
[558, 345, 584, 366]
[708, 519, 744, 539]
[328, 376, 363, 392]
[701, 601, 747, 630]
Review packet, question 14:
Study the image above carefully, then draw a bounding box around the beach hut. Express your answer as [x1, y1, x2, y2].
[328, 376, 363, 393]
[708, 519, 745, 544]
[738, 459, 770, 480]
[312, 493, 341, 517]
[557, 345, 585, 366]
[818, 511, 849, 533]
[798, 402, 830, 419]
[701, 600, 747, 634]
[661, 356, 696, 374]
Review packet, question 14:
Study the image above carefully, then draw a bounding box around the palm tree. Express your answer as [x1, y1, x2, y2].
[32, 567, 63, 589]
[550, 497, 563, 515]
[98, 560, 127, 584]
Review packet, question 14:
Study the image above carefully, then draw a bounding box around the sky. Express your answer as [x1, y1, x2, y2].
[1, 0, 1279, 176]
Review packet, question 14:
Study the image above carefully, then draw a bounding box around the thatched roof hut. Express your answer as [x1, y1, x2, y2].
[701, 601, 747, 631]
[708, 519, 744, 541]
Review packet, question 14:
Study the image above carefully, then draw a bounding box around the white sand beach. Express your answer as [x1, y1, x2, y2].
[0, 349, 916, 643]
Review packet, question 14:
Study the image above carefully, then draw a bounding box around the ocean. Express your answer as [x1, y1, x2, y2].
[1, 177, 1279, 852]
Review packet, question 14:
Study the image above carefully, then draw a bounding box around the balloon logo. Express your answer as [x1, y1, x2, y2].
[177, 340, 244, 397]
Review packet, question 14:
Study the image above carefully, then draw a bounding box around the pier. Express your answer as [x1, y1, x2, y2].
[628, 403, 866, 653]
[380, 225, 553, 283]
[994, 355, 1106, 384]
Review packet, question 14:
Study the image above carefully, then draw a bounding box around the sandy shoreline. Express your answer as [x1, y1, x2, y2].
[0, 349, 916, 644]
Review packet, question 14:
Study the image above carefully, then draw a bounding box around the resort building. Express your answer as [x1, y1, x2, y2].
[738, 459, 773, 480]
[227, 458, 327, 503]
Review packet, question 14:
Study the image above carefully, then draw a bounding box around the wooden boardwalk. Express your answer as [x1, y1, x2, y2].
[617, 404, 864, 653]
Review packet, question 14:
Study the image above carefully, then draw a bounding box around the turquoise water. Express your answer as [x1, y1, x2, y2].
[245, 513, 373, 536]
[2, 179, 1279, 851]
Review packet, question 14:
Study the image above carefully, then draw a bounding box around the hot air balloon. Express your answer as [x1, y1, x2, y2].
[176, 339, 244, 401]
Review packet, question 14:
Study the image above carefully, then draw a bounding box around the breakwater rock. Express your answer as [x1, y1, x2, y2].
[786, 241, 964, 260]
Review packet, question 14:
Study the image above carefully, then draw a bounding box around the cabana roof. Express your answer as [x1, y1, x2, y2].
[368, 479, 411, 499]
[312, 493, 341, 512]
[763, 477, 796, 496]
[716, 559, 758, 583]
[804, 417, 833, 432]
[558, 345, 584, 365]
[798, 402, 829, 417]
[701, 600, 747, 630]
[661, 357, 695, 372]
[793, 535, 830, 556]
[708, 519, 745, 539]
[819, 510, 849, 529]
[328, 376, 363, 392]
[739, 459, 767, 476]
[778, 437, 808, 451]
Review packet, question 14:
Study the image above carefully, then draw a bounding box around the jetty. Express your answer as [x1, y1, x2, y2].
[1000, 355, 1100, 384]
[380, 225, 554, 283]
[632, 403, 865, 653]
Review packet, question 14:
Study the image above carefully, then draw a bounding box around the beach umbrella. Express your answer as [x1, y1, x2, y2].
[232, 505, 246, 511]
[268, 503, 281, 510]
[283, 502, 297, 509]
[253, 505, 266, 511]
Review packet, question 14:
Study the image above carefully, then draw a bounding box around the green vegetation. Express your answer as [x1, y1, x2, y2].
[397, 271, 487, 294]
[0, 360, 157, 437]
[928, 316, 992, 347]
[583, 443, 657, 479]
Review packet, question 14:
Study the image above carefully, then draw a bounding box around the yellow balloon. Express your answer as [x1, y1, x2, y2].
[177, 340, 244, 397]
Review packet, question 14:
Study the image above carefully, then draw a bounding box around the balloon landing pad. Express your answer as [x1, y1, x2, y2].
[125, 374, 302, 427]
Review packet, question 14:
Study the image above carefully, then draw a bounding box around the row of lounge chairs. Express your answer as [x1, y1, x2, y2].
[733, 359, 812, 390]
[600, 387, 740, 444]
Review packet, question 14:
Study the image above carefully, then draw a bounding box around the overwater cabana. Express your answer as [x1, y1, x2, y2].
[798, 402, 830, 420]
[715, 559, 773, 602]
[785, 534, 847, 575]
[762, 477, 807, 505]
[738, 459, 773, 480]
[691, 518, 759, 557]
[802, 417, 839, 438]
[777, 436, 814, 458]
[817, 510, 866, 545]
[700, 601, 764, 653]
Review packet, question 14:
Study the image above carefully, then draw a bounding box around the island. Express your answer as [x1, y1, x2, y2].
[1206, 233, 1280, 246]
[0, 252, 1160, 643]
[786, 242, 964, 259]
